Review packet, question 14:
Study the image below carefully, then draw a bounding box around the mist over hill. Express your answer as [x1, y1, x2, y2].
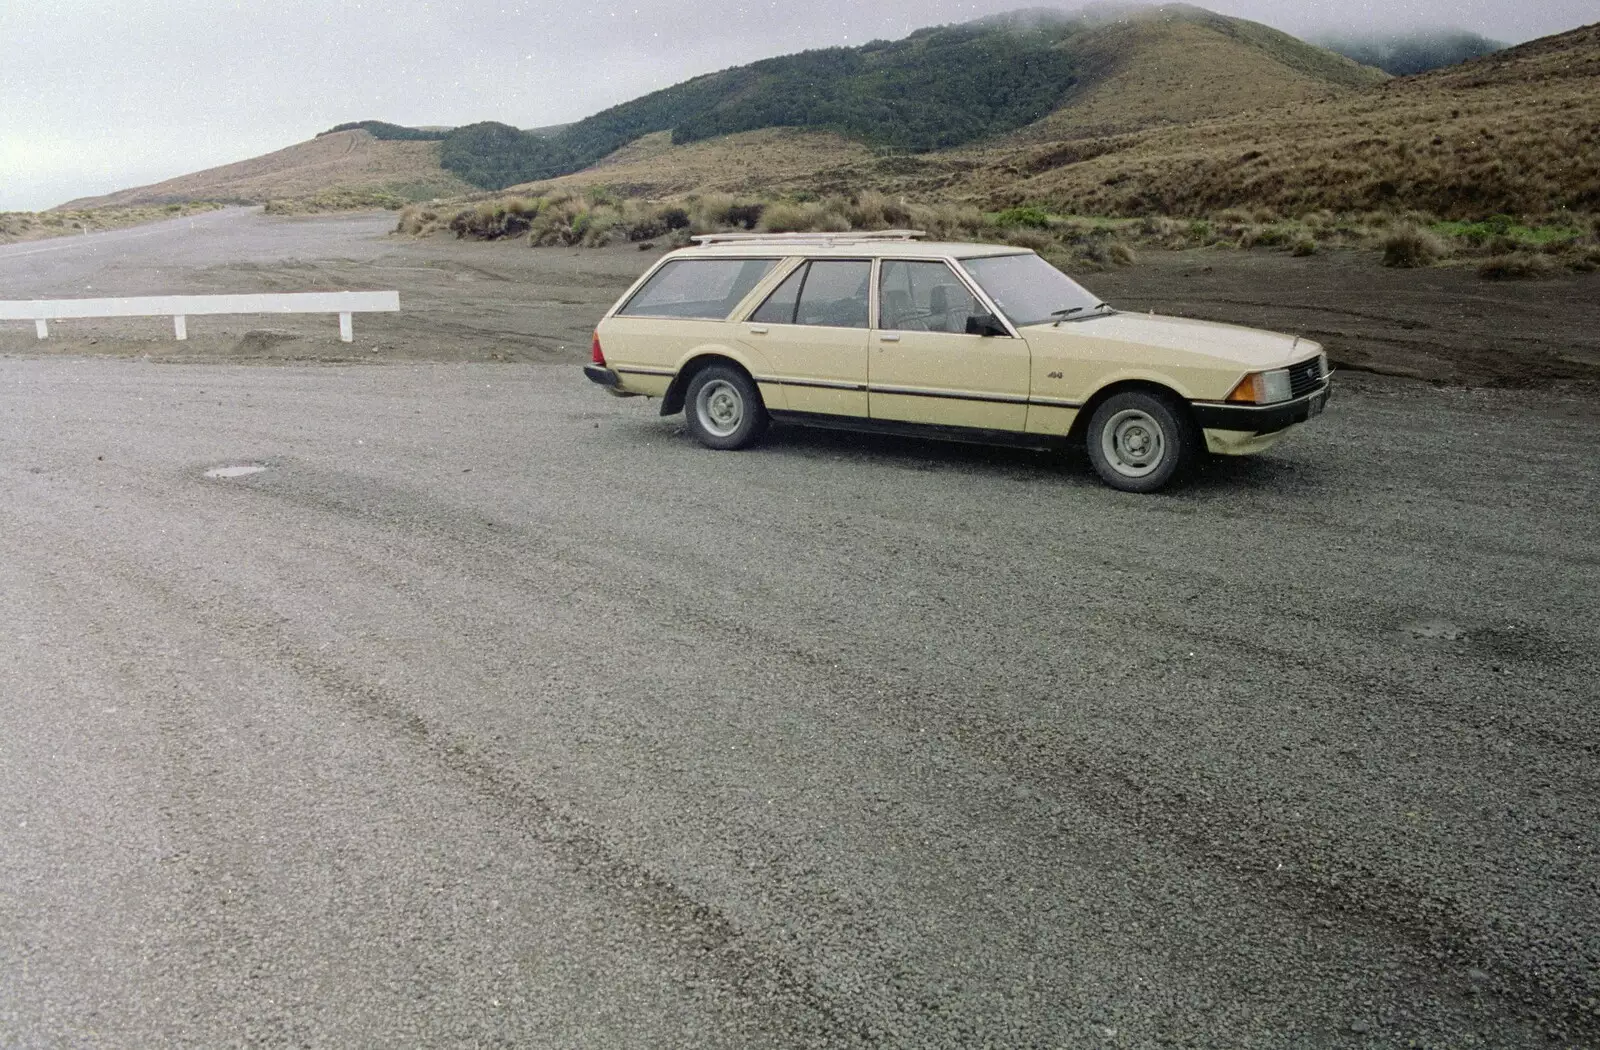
[1315, 30, 1506, 75]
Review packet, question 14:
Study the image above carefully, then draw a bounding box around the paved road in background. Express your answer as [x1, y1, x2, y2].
[2, 357, 1596, 1048]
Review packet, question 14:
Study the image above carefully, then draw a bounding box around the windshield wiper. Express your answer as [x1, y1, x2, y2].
[1051, 303, 1111, 326]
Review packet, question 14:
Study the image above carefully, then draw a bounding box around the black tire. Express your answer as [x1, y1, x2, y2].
[683, 364, 769, 450]
[1084, 389, 1199, 493]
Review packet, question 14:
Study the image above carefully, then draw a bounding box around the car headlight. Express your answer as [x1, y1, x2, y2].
[1226, 368, 1293, 405]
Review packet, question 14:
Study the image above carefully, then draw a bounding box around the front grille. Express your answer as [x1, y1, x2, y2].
[1287, 356, 1325, 399]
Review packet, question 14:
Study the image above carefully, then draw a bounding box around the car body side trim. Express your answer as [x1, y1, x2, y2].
[751, 375, 868, 392]
[769, 410, 1070, 450]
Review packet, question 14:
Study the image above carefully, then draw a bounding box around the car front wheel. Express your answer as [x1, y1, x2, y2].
[1085, 390, 1198, 493]
[684, 364, 768, 450]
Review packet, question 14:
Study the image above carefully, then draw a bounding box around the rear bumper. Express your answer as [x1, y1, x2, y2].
[583, 364, 620, 388]
[1191, 384, 1330, 435]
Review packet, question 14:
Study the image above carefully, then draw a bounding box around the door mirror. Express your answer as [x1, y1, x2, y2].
[965, 312, 1007, 337]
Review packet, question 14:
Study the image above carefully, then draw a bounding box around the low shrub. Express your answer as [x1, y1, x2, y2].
[1382, 224, 1445, 268]
[993, 205, 1054, 229]
[843, 190, 914, 230]
[1478, 253, 1557, 280]
[907, 202, 985, 240]
[1003, 228, 1056, 252]
[759, 201, 850, 233]
[688, 194, 765, 232]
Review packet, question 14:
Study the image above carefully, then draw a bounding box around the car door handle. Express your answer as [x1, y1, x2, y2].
[748, 325, 769, 335]
[880, 333, 901, 342]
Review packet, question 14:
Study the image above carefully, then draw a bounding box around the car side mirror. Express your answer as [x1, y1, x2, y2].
[965, 312, 1007, 337]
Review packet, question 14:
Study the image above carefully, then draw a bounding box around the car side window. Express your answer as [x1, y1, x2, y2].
[794, 260, 870, 329]
[749, 263, 808, 324]
[879, 260, 981, 334]
[618, 258, 778, 319]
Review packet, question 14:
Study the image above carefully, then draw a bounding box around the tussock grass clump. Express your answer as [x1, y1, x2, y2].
[689, 193, 765, 232]
[842, 190, 914, 230]
[1478, 252, 1559, 280]
[905, 202, 985, 240]
[1382, 224, 1447, 268]
[528, 195, 588, 245]
[444, 199, 539, 239]
[1003, 228, 1055, 251]
[758, 200, 851, 233]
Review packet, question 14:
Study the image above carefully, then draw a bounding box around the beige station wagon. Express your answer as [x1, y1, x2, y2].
[583, 231, 1330, 492]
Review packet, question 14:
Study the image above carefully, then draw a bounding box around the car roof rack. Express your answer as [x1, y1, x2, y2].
[690, 229, 927, 246]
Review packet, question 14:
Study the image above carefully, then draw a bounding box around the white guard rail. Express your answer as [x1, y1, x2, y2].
[0, 291, 400, 342]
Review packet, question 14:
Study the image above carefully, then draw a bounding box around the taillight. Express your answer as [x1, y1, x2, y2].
[591, 331, 606, 365]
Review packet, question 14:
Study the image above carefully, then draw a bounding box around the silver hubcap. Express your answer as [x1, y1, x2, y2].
[696, 379, 744, 438]
[1101, 408, 1166, 478]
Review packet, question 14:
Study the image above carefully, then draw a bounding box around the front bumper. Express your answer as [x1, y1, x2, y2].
[1191, 384, 1330, 435]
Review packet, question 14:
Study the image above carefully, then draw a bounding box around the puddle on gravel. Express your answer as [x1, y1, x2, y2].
[1403, 620, 1468, 642]
[204, 464, 268, 479]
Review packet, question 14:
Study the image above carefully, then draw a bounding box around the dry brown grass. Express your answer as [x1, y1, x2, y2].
[59, 130, 475, 209]
[1001, 14, 1383, 145]
[994, 24, 1600, 220]
[759, 200, 851, 233]
[505, 128, 878, 201]
[1382, 224, 1447, 267]
[1478, 252, 1560, 280]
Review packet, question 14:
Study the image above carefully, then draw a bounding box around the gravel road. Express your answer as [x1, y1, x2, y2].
[2, 352, 1597, 1048]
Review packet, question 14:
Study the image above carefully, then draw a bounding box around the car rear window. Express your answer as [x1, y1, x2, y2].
[618, 258, 779, 319]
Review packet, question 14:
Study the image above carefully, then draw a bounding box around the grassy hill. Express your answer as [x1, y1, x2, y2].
[422, 3, 1381, 191]
[998, 5, 1384, 142]
[519, 17, 1596, 222]
[58, 129, 476, 210]
[984, 21, 1600, 218]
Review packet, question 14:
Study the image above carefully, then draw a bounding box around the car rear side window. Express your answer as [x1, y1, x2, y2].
[749, 264, 807, 324]
[795, 260, 870, 329]
[618, 258, 778, 319]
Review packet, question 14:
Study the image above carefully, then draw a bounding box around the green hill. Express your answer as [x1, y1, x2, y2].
[392, 4, 1381, 191]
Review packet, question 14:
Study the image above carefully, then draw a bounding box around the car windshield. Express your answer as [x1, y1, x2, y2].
[959, 252, 1107, 328]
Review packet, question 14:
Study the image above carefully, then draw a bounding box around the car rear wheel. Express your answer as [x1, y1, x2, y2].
[1085, 390, 1198, 493]
[684, 364, 768, 450]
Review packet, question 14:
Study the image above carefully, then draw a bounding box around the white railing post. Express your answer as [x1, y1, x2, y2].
[339, 312, 353, 342]
[35, 319, 47, 339]
[174, 316, 187, 340]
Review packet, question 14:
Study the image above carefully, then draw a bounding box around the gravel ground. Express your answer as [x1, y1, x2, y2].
[2, 209, 1598, 1047]
[1, 354, 1596, 1048]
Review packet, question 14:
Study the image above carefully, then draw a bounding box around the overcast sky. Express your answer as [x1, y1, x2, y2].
[2, 0, 1593, 210]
